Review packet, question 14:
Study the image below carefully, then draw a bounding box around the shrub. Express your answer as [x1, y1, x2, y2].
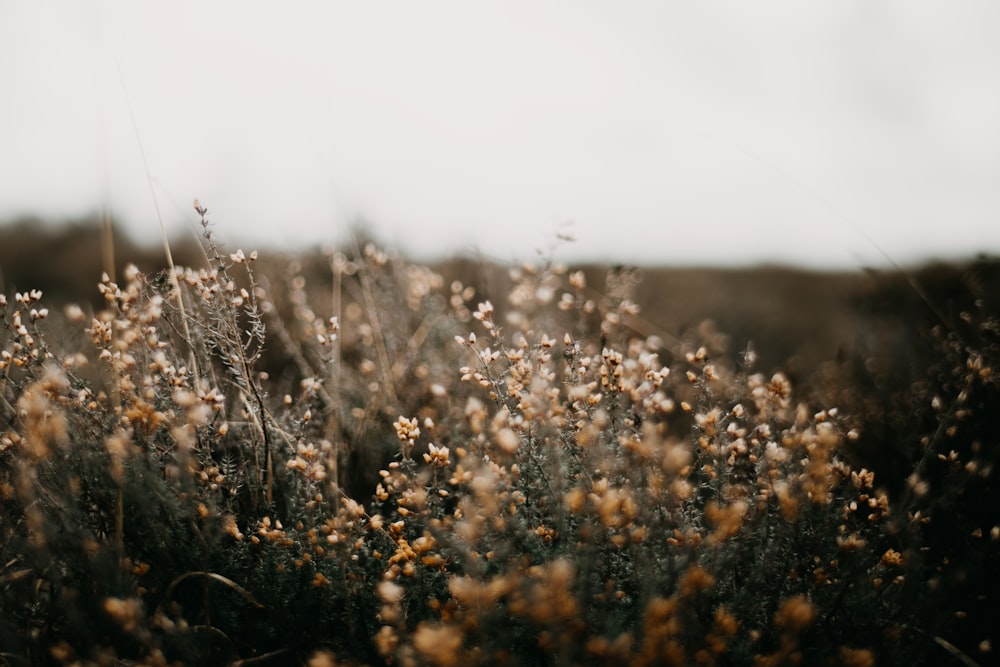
[0, 217, 995, 665]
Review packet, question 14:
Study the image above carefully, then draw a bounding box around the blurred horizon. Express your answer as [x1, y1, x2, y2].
[2, 211, 994, 275]
[2, 1, 998, 268]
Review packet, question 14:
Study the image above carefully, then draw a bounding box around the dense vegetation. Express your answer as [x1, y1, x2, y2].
[0, 217, 997, 665]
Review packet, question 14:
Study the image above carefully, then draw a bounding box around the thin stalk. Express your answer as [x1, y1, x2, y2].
[117, 62, 201, 386]
[352, 235, 399, 407]
[326, 250, 345, 492]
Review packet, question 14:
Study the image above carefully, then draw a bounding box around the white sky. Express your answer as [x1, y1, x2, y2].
[1, 1, 998, 268]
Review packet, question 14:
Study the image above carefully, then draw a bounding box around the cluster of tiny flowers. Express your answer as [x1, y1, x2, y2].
[0, 236, 992, 666]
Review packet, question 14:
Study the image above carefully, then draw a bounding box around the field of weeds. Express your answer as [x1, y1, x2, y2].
[0, 217, 997, 666]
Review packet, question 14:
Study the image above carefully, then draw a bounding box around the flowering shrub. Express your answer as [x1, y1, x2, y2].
[0, 218, 996, 666]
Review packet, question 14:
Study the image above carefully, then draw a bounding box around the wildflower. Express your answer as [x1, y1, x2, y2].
[307, 650, 338, 667]
[449, 575, 486, 608]
[412, 622, 463, 667]
[564, 487, 587, 514]
[375, 626, 399, 657]
[838, 647, 875, 667]
[678, 564, 715, 597]
[774, 595, 815, 633]
[494, 427, 520, 454]
[465, 397, 487, 434]
[423, 442, 451, 467]
[103, 597, 144, 632]
[766, 372, 792, 407]
[393, 416, 421, 447]
[837, 533, 867, 552]
[222, 515, 244, 541]
[378, 580, 404, 604]
[880, 549, 904, 568]
[705, 499, 749, 544]
[851, 468, 875, 489]
[907, 473, 929, 498]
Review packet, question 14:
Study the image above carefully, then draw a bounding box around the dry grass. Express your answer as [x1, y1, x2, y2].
[0, 218, 997, 666]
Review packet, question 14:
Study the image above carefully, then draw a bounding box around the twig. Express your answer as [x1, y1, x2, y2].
[933, 636, 982, 667]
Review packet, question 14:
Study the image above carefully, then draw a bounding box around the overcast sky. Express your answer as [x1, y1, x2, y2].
[1, 1, 998, 268]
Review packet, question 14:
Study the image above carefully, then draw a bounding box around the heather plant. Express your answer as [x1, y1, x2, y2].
[0, 217, 995, 666]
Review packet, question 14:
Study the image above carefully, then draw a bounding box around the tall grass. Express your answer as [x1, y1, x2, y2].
[0, 219, 996, 666]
